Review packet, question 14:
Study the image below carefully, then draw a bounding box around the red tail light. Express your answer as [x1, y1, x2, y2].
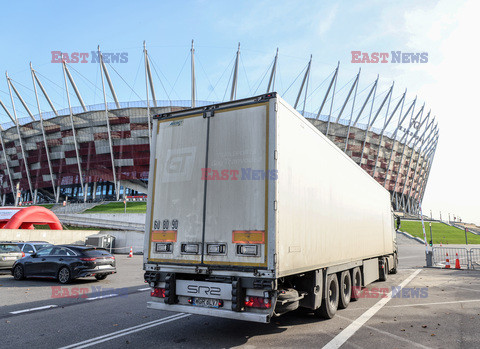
[80, 257, 96, 261]
[151, 288, 166, 298]
[22, 252, 25, 257]
[245, 296, 271, 309]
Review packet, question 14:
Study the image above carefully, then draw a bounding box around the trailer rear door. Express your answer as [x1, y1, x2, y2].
[148, 113, 207, 264]
[202, 103, 270, 268]
[148, 100, 271, 268]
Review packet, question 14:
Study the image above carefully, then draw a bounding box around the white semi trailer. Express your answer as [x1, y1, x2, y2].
[143, 93, 398, 323]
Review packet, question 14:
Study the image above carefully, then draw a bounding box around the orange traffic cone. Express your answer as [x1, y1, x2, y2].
[128, 247, 133, 258]
[455, 253, 461, 269]
[445, 253, 450, 268]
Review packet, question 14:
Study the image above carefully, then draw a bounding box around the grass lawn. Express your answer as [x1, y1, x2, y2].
[33, 204, 54, 209]
[83, 201, 147, 214]
[401, 220, 480, 244]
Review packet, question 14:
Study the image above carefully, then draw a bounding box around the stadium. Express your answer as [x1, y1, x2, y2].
[0, 44, 438, 214]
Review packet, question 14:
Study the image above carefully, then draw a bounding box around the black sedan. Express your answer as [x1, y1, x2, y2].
[12, 245, 116, 284]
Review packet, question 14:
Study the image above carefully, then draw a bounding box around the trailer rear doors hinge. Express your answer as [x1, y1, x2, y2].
[274, 102, 278, 111]
[203, 110, 214, 118]
[274, 200, 277, 211]
[274, 150, 278, 160]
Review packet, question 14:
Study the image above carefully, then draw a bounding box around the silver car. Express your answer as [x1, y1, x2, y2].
[0, 242, 24, 270]
[17, 242, 53, 257]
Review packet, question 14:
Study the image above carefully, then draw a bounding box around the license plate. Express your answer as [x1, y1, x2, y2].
[3, 256, 16, 261]
[98, 265, 111, 269]
[193, 298, 219, 308]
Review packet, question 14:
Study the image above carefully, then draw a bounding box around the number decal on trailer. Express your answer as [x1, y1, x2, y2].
[162, 219, 169, 230]
[172, 219, 178, 230]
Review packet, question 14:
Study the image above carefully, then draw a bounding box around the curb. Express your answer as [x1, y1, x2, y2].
[398, 230, 424, 244]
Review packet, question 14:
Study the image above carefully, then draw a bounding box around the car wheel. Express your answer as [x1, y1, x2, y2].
[338, 271, 351, 309]
[350, 267, 362, 301]
[95, 274, 108, 281]
[58, 267, 71, 284]
[13, 265, 25, 280]
[315, 273, 339, 319]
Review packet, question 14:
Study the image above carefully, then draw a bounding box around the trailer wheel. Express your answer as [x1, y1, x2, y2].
[338, 271, 351, 309]
[315, 274, 339, 319]
[379, 258, 388, 282]
[350, 267, 362, 302]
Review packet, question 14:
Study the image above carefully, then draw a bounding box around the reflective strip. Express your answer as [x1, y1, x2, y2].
[232, 230, 265, 244]
[151, 230, 177, 242]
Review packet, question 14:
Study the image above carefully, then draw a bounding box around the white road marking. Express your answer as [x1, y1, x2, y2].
[322, 269, 422, 349]
[137, 287, 151, 291]
[385, 299, 480, 308]
[9, 305, 58, 314]
[86, 294, 118, 301]
[336, 315, 432, 349]
[59, 313, 190, 349]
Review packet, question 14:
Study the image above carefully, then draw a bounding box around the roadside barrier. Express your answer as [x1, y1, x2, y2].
[432, 247, 480, 269]
[432, 247, 469, 269]
[470, 248, 480, 270]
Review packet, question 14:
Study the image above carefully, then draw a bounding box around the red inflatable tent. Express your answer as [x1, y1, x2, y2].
[0, 206, 62, 230]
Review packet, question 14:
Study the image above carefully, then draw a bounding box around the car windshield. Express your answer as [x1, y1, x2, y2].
[35, 244, 53, 251]
[0, 244, 21, 253]
[83, 249, 112, 257]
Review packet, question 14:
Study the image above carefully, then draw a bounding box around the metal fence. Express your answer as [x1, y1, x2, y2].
[432, 247, 480, 269]
[471, 248, 480, 270]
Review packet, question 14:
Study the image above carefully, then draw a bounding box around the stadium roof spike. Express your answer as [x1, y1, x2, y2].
[335, 68, 361, 122]
[294, 54, 312, 110]
[230, 43, 241, 101]
[266, 48, 279, 93]
[367, 81, 394, 130]
[5, 72, 36, 121]
[62, 60, 87, 112]
[30, 62, 57, 199]
[352, 75, 378, 127]
[30, 62, 59, 116]
[191, 39, 196, 108]
[325, 61, 340, 136]
[5, 70, 34, 199]
[316, 62, 339, 120]
[98, 45, 120, 109]
[143, 41, 157, 108]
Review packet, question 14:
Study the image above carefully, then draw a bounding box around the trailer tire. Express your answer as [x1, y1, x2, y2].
[338, 271, 351, 309]
[275, 288, 300, 315]
[379, 258, 388, 282]
[350, 267, 362, 302]
[315, 274, 339, 319]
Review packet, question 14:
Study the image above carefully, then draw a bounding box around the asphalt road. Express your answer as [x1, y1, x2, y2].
[1, 239, 479, 348]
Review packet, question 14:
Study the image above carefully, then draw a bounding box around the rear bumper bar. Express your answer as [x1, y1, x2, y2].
[147, 301, 270, 323]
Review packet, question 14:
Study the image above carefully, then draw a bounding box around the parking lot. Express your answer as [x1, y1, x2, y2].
[1, 239, 479, 348]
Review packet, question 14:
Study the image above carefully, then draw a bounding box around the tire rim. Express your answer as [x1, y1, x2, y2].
[343, 275, 351, 298]
[59, 268, 69, 283]
[14, 266, 22, 279]
[329, 280, 337, 307]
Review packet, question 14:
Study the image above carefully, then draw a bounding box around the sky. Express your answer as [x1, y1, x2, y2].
[0, 0, 478, 224]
